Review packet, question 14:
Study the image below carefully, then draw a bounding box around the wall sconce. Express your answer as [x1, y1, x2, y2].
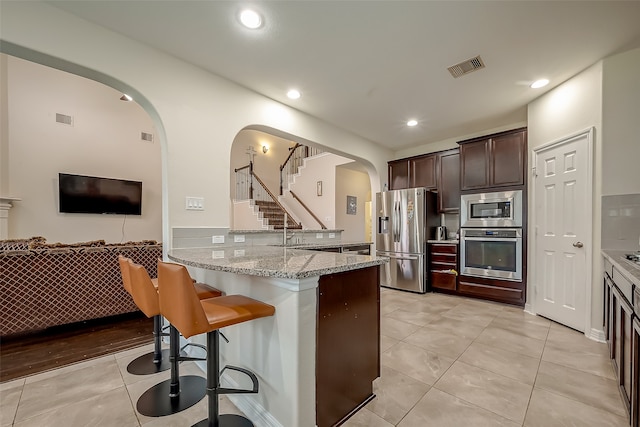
[262, 145, 269, 154]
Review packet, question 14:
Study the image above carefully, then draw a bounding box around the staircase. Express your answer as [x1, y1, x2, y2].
[254, 201, 302, 230]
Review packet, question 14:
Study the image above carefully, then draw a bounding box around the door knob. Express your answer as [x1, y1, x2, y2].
[573, 241, 584, 248]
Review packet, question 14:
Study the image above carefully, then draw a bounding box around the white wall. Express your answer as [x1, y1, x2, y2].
[602, 48, 640, 196]
[527, 61, 604, 335]
[335, 167, 370, 242]
[2, 54, 162, 243]
[280, 153, 353, 230]
[0, 1, 392, 249]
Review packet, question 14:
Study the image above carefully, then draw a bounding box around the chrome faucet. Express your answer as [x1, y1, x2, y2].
[283, 213, 296, 245]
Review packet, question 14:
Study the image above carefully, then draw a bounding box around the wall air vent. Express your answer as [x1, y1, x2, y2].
[141, 132, 153, 142]
[447, 55, 485, 78]
[55, 113, 73, 126]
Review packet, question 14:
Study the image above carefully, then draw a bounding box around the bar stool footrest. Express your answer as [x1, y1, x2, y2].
[219, 365, 259, 394]
[192, 414, 254, 427]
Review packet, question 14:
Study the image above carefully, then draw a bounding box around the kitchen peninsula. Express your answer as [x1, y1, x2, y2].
[168, 246, 387, 427]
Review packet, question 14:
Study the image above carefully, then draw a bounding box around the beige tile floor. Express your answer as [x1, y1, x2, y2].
[0, 290, 627, 427]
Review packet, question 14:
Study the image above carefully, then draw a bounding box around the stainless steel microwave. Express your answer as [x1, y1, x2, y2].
[461, 190, 523, 228]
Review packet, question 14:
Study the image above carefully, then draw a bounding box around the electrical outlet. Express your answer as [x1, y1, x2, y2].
[234, 235, 245, 243]
[212, 250, 225, 259]
[329, 233, 335, 238]
[316, 233, 323, 239]
[212, 235, 225, 244]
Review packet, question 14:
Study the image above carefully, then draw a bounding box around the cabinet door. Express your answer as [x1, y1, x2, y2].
[438, 150, 460, 213]
[491, 130, 526, 187]
[410, 155, 437, 189]
[388, 160, 409, 190]
[460, 139, 490, 190]
[429, 244, 458, 291]
[631, 318, 640, 427]
[620, 293, 634, 412]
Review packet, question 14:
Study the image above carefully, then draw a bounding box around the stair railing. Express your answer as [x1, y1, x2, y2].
[289, 191, 327, 229]
[279, 144, 324, 195]
[235, 162, 300, 228]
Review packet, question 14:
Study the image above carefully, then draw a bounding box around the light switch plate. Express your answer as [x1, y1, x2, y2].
[234, 249, 245, 257]
[329, 233, 335, 238]
[186, 197, 204, 210]
[212, 235, 225, 244]
[234, 235, 245, 243]
[316, 233, 323, 239]
[212, 250, 225, 259]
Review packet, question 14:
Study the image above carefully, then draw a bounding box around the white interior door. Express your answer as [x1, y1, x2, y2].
[533, 129, 592, 331]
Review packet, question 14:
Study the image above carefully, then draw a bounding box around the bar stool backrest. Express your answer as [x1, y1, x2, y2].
[118, 255, 133, 295]
[157, 260, 210, 339]
[128, 260, 161, 318]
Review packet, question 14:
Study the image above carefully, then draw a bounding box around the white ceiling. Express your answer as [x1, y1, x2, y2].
[49, 1, 640, 151]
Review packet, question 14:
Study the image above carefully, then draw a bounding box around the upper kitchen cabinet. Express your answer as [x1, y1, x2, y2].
[438, 149, 460, 213]
[459, 128, 527, 191]
[410, 155, 437, 190]
[388, 154, 437, 190]
[388, 159, 410, 190]
[387, 149, 460, 213]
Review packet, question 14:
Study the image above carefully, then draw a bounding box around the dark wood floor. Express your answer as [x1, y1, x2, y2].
[0, 312, 154, 382]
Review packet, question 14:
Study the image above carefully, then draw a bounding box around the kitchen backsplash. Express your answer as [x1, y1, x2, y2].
[602, 193, 640, 251]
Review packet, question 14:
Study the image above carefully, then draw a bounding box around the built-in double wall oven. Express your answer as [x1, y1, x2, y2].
[460, 190, 523, 282]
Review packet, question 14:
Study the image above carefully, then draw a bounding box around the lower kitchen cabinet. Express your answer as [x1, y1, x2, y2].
[457, 275, 525, 306]
[603, 253, 639, 423]
[632, 317, 640, 427]
[613, 285, 634, 413]
[428, 243, 458, 291]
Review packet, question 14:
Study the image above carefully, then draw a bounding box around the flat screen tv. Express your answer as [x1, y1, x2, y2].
[59, 173, 142, 215]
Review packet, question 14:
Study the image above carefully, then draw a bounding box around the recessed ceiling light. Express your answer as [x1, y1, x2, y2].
[407, 119, 418, 127]
[531, 79, 549, 89]
[287, 89, 301, 100]
[240, 9, 262, 29]
[120, 94, 133, 101]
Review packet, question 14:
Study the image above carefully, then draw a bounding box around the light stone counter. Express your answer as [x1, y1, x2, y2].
[168, 245, 385, 281]
[602, 249, 640, 284]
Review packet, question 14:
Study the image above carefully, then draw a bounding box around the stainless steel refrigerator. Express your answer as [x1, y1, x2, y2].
[376, 188, 438, 293]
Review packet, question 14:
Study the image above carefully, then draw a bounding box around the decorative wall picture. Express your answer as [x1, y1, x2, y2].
[317, 181, 323, 196]
[347, 195, 357, 215]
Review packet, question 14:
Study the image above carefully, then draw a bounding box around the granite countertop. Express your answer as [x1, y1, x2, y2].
[269, 241, 371, 250]
[228, 229, 344, 234]
[602, 250, 640, 284]
[168, 246, 387, 280]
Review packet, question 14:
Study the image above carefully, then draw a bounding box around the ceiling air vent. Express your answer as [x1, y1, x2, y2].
[447, 55, 485, 78]
[141, 132, 153, 142]
[55, 113, 73, 126]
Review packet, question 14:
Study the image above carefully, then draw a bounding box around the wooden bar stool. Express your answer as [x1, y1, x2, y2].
[118, 255, 170, 375]
[127, 259, 222, 417]
[158, 260, 275, 427]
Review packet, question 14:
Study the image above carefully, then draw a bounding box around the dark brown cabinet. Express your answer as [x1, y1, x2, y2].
[631, 317, 640, 427]
[603, 257, 639, 423]
[388, 149, 460, 213]
[459, 128, 527, 191]
[388, 159, 410, 190]
[438, 149, 460, 213]
[410, 155, 437, 189]
[428, 243, 458, 291]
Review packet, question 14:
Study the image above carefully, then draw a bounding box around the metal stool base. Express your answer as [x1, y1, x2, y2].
[126, 349, 171, 375]
[192, 414, 254, 427]
[136, 375, 205, 417]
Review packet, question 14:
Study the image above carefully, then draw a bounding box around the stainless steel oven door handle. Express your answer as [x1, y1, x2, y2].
[462, 237, 521, 242]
